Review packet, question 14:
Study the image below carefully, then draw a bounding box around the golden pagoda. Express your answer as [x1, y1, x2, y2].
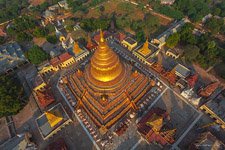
[73, 42, 82, 55]
[138, 38, 151, 56]
[88, 30, 125, 84]
[62, 30, 154, 133]
[146, 113, 163, 133]
[45, 111, 63, 127]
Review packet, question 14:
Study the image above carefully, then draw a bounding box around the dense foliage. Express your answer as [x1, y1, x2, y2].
[26, 45, 49, 65]
[169, 23, 224, 69]
[80, 17, 110, 32]
[33, 27, 48, 38]
[0, 0, 29, 23]
[166, 33, 180, 48]
[205, 17, 225, 34]
[0, 75, 26, 117]
[46, 35, 58, 44]
[7, 15, 37, 42]
[150, 0, 224, 22]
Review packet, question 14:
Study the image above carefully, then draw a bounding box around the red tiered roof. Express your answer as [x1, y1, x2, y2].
[50, 57, 61, 67]
[58, 52, 72, 62]
[199, 82, 219, 98]
[36, 87, 55, 109]
[137, 108, 176, 145]
[114, 32, 126, 42]
[187, 74, 198, 88]
[86, 40, 97, 51]
[50, 52, 73, 67]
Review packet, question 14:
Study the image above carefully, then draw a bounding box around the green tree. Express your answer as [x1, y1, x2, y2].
[0, 75, 26, 117]
[143, 13, 159, 33]
[135, 31, 145, 43]
[116, 16, 131, 29]
[46, 35, 58, 44]
[166, 33, 180, 48]
[26, 45, 49, 65]
[16, 32, 32, 42]
[33, 27, 48, 37]
[65, 19, 75, 32]
[183, 45, 200, 62]
[205, 17, 224, 34]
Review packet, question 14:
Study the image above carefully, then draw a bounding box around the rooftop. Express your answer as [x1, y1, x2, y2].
[191, 131, 225, 150]
[123, 37, 137, 45]
[0, 133, 36, 150]
[0, 42, 27, 73]
[50, 57, 61, 67]
[58, 52, 72, 62]
[136, 42, 159, 58]
[167, 48, 183, 56]
[175, 64, 191, 78]
[36, 103, 70, 139]
[204, 91, 225, 123]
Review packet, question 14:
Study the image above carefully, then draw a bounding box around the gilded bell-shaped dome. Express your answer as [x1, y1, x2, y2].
[89, 30, 123, 82]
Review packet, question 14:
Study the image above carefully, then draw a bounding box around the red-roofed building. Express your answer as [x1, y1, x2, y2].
[38, 52, 75, 76]
[58, 52, 72, 62]
[114, 32, 127, 42]
[58, 52, 75, 68]
[137, 108, 176, 146]
[86, 36, 98, 51]
[50, 57, 61, 67]
[199, 82, 220, 98]
[187, 74, 198, 88]
[35, 86, 55, 109]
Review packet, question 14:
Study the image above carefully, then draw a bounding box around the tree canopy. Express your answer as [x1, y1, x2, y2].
[0, 75, 26, 117]
[33, 27, 48, 38]
[7, 15, 37, 42]
[166, 33, 180, 48]
[26, 45, 49, 65]
[0, 0, 29, 23]
[205, 17, 224, 34]
[46, 35, 58, 44]
[80, 17, 110, 32]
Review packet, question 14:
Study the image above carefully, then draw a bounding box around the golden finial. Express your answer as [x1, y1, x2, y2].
[100, 29, 104, 43]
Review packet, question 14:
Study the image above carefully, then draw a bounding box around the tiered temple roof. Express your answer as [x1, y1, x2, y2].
[137, 108, 176, 145]
[61, 30, 153, 134]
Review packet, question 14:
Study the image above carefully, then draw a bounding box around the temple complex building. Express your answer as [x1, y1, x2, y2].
[137, 108, 176, 146]
[133, 38, 160, 66]
[72, 42, 89, 62]
[200, 90, 225, 129]
[189, 131, 225, 150]
[59, 30, 154, 134]
[121, 37, 137, 51]
[36, 103, 71, 140]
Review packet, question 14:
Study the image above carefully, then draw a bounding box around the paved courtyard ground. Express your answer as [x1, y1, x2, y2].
[153, 88, 200, 139]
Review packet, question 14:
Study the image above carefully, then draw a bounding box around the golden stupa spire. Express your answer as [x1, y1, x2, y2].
[73, 41, 82, 55]
[138, 37, 151, 56]
[45, 111, 63, 127]
[100, 29, 104, 43]
[88, 29, 124, 83]
[143, 37, 149, 50]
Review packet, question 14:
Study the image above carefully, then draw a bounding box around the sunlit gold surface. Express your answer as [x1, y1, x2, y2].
[62, 30, 153, 131]
[138, 38, 151, 56]
[88, 30, 124, 83]
[73, 42, 82, 55]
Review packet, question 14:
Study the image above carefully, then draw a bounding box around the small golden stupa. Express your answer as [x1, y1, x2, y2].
[138, 38, 152, 56]
[45, 111, 63, 127]
[73, 42, 82, 55]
